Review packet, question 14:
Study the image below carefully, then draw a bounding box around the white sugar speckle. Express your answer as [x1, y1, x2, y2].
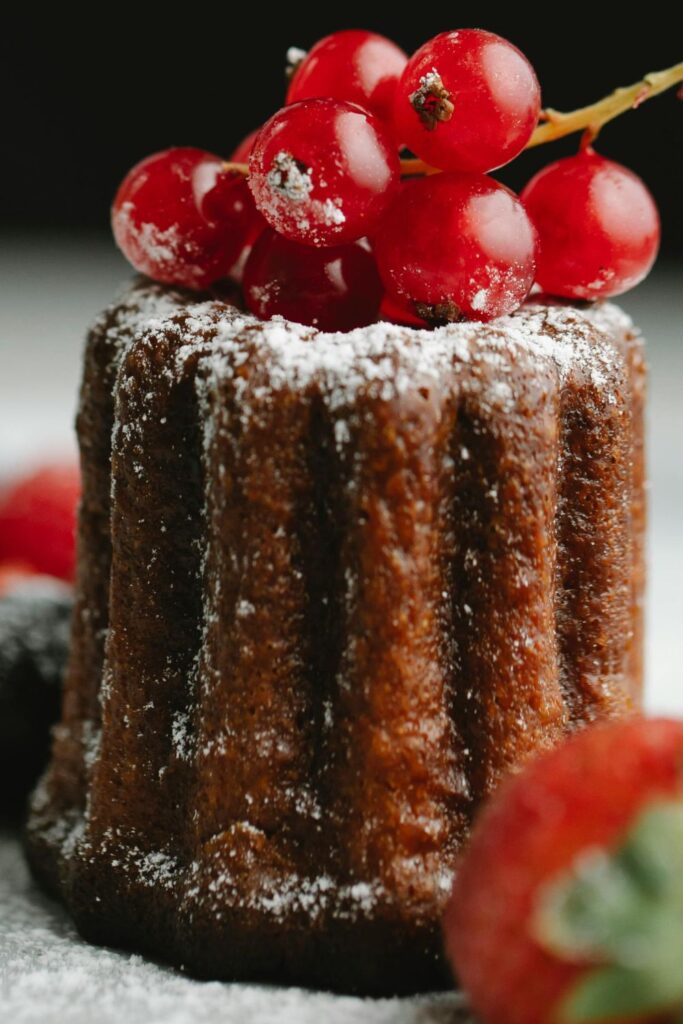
[286, 45, 307, 67]
[236, 599, 256, 619]
[470, 288, 488, 312]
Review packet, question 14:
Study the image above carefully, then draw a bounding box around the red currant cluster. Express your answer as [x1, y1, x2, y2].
[112, 28, 662, 332]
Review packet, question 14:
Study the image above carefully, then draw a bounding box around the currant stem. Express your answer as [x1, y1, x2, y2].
[400, 158, 441, 176]
[222, 161, 249, 175]
[526, 60, 683, 148]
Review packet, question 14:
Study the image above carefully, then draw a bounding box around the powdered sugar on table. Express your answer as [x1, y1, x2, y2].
[0, 833, 471, 1023]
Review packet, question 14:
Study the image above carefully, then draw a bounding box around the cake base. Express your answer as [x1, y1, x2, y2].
[27, 280, 645, 995]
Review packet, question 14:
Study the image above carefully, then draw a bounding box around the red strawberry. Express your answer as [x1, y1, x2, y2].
[0, 463, 80, 582]
[444, 717, 683, 1024]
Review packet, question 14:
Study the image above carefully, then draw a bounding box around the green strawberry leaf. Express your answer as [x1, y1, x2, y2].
[534, 799, 683, 1022]
[561, 965, 683, 1023]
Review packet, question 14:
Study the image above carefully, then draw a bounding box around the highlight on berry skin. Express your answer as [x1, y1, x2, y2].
[109, 27, 677, 331]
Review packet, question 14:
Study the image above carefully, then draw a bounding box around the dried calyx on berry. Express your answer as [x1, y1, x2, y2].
[409, 70, 455, 131]
[266, 152, 313, 203]
[414, 300, 464, 326]
[110, 27, 681, 332]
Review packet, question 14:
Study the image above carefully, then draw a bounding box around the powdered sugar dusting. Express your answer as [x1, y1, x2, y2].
[1, 834, 470, 1022]
[195, 299, 630, 414]
[113, 205, 208, 289]
[419, 69, 444, 93]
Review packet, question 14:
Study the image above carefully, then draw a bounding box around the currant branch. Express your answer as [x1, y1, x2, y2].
[528, 60, 683, 147]
[222, 60, 683, 181]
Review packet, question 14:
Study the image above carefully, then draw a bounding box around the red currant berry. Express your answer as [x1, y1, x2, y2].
[248, 99, 400, 247]
[287, 30, 407, 128]
[231, 130, 259, 164]
[394, 29, 540, 173]
[374, 173, 538, 323]
[112, 147, 260, 289]
[201, 174, 267, 282]
[0, 463, 81, 582]
[243, 230, 382, 332]
[522, 149, 660, 300]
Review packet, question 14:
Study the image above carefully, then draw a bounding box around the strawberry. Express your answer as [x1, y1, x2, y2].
[0, 463, 80, 582]
[444, 717, 683, 1024]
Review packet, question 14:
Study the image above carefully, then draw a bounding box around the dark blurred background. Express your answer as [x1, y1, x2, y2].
[1, 11, 681, 256]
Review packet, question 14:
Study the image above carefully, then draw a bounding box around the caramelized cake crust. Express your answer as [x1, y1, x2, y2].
[27, 281, 645, 994]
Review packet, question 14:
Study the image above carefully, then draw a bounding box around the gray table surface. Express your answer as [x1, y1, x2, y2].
[0, 236, 680, 1022]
